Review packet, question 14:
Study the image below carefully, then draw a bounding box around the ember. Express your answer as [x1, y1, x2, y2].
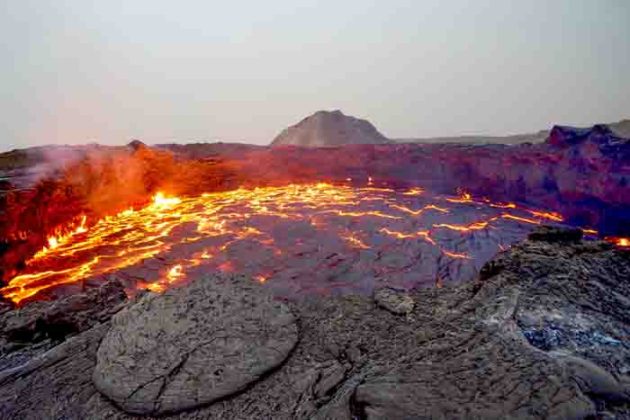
[0, 182, 618, 305]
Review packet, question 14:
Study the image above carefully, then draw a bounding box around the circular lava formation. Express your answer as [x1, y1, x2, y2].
[0, 182, 604, 304]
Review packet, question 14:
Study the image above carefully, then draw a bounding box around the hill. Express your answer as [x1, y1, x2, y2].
[271, 110, 391, 147]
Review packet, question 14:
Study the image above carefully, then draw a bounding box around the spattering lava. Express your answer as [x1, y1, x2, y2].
[0, 182, 614, 305]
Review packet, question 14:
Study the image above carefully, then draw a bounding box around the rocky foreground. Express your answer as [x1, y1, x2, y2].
[0, 226, 629, 419]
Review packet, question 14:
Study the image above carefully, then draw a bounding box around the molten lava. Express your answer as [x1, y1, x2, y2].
[606, 237, 630, 249]
[33, 215, 88, 260]
[0, 182, 615, 305]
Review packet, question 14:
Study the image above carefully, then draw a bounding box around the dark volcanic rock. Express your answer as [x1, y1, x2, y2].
[92, 273, 298, 415]
[548, 124, 630, 161]
[271, 110, 391, 147]
[353, 239, 630, 419]
[0, 323, 110, 419]
[528, 225, 583, 243]
[0, 279, 127, 371]
[0, 230, 629, 418]
[127, 139, 148, 151]
[1, 279, 126, 343]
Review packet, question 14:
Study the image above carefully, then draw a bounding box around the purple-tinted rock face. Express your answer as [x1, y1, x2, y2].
[190, 124, 629, 236]
[548, 124, 630, 160]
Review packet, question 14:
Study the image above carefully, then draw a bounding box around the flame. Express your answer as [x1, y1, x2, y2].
[1, 183, 576, 304]
[145, 282, 165, 293]
[151, 192, 181, 209]
[48, 237, 59, 249]
[167, 264, 184, 282]
[446, 190, 473, 204]
[32, 215, 88, 260]
[607, 237, 630, 248]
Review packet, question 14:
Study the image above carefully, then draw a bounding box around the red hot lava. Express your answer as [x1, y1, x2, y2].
[4, 182, 615, 305]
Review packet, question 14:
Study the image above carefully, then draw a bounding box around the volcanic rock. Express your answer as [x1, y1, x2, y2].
[353, 238, 630, 419]
[0, 323, 110, 419]
[271, 110, 391, 147]
[373, 287, 414, 315]
[1, 279, 126, 343]
[548, 124, 630, 161]
[92, 273, 298, 415]
[312, 360, 347, 399]
[610, 119, 630, 138]
[528, 225, 583, 243]
[127, 139, 147, 151]
[0, 279, 127, 371]
[1, 230, 629, 418]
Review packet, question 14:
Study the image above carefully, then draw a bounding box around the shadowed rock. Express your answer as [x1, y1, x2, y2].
[92, 273, 298, 415]
[0, 322, 110, 419]
[0, 279, 127, 371]
[127, 139, 147, 151]
[528, 225, 583, 243]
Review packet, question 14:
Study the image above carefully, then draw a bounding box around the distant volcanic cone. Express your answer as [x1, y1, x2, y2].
[271, 110, 391, 147]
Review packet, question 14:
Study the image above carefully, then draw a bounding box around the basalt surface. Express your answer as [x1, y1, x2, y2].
[93, 273, 298, 415]
[0, 226, 628, 419]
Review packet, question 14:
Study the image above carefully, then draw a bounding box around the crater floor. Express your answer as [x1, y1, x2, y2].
[2, 182, 567, 303]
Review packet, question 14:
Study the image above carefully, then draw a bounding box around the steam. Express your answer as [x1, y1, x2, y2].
[0, 144, 184, 282]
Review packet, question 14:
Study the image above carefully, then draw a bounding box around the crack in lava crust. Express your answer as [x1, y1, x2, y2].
[1, 183, 569, 304]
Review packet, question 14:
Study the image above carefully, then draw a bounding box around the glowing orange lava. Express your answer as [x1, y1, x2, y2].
[433, 221, 489, 232]
[32, 215, 88, 260]
[607, 237, 630, 248]
[1, 183, 576, 304]
[446, 190, 473, 204]
[442, 250, 472, 260]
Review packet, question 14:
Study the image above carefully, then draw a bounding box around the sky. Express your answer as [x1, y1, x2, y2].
[1, 0, 629, 150]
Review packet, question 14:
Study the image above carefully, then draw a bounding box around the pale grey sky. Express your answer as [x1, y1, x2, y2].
[1, 0, 629, 150]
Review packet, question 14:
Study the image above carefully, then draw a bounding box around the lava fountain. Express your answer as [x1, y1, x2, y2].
[0, 182, 613, 305]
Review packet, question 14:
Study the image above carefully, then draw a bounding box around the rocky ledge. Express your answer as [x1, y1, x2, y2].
[0, 226, 628, 419]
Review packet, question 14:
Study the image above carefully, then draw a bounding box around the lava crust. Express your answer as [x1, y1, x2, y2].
[2, 183, 568, 304]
